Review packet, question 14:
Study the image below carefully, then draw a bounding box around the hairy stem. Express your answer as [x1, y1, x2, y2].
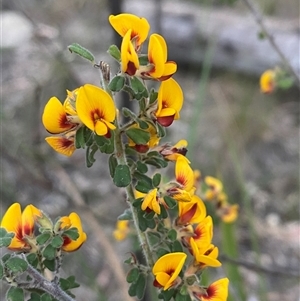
[20, 254, 75, 301]
[114, 124, 154, 268]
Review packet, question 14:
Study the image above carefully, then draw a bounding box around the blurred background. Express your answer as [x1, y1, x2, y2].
[1, 0, 299, 300]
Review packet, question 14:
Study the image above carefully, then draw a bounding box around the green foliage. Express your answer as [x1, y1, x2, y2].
[125, 128, 150, 145]
[118, 208, 133, 221]
[6, 287, 24, 301]
[113, 164, 132, 187]
[109, 75, 125, 92]
[107, 44, 121, 61]
[63, 227, 79, 240]
[6, 257, 28, 274]
[68, 43, 95, 63]
[0, 227, 14, 247]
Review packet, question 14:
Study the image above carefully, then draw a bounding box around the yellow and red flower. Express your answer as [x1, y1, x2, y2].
[59, 212, 87, 252]
[113, 220, 130, 241]
[204, 176, 223, 201]
[177, 195, 206, 226]
[141, 188, 161, 215]
[260, 69, 276, 94]
[155, 78, 184, 127]
[1, 203, 42, 251]
[167, 156, 195, 202]
[76, 84, 116, 137]
[159, 139, 189, 162]
[192, 278, 229, 301]
[109, 13, 150, 51]
[138, 34, 177, 81]
[152, 252, 187, 290]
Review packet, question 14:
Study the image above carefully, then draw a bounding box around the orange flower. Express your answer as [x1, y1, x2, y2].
[155, 78, 184, 127]
[45, 131, 76, 157]
[59, 212, 87, 252]
[1, 203, 41, 251]
[152, 252, 187, 290]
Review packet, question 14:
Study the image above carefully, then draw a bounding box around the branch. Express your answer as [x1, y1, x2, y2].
[242, 0, 300, 86]
[20, 254, 75, 301]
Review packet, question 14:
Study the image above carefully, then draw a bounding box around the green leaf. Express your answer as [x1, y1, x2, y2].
[175, 291, 191, 301]
[51, 236, 64, 248]
[6, 287, 24, 301]
[171, 240, 183, 252]
[26, 253, 38, 268]
[109, 75, 125, 92]
[144, 157, 168, 168]
[152, 173, 161, 187]
[136, 273, 147, 299]
[113, 164, 131, 187]
[138, 55, 148, 65]
[59, 278, 71, 290]
[0, 236, 13, 247]
[277, 77, 294, 89]
[138, 98, 146, 111]
[2, 253, 11, 263]
[75, 126, 85, 149]
[43, 259, 55, 272]
[63, 227, 79, 240]
[6, 257, 28, 273]
[28, 292, 41, 301]
[94, 134, 110, 147]
[108, 154, 118, 178]
[164, 196, 177, 209]
[133, 198, 143, 208]
[159, 205, 169, 219]
[138, 211, 148, 231]
[107, 44, 121, 61]
[128, 280, 138, 297]
[0, 227, 8, 237]
[40, 294, 53, 301]
[130, 76, 146, 94]
[118, 209, 133, 221]
[135, 182, 151, 194]
[136, 161, 148, 174]
[144, 210, 155, 220]
[126, 267, 139, 283]
[137, 119, 149, 130]
[158, 289, 175, 301]
[167, 229, 177, 242]
[68, 43, 95, 63]
[42, 244, 56, 260]
[146, 218, 156, 229]
[0, 262, 3, 279]
[156, 122, 166, 138]
[66, 275, 80, 288]
[157, 248, 169, 258]
[83, 127, 93, 146]
[36, 232, 51, 245]
[149, 89, 158, 104]
[126, 128, 150, 145]
[147, 232, 161, 246]
[133, 171, 153, 188]
[122, 107, 137, 119]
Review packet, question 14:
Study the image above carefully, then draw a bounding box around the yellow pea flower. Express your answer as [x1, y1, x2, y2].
[1, 203, 41, 251]
[152, 252, 187, 290]
[177, 195, 206, 226]
[260, 69, 276, 94]
[120, 29, 140, 76]
[59, 212, 87, 252]
[155, 78, 184, 127]
[76, 84, 116, 136]
[204, 176, 223, 201]
[45, 131, 76, 157]
[159, 139, 189, 163]
[113, 220, 130, 241]
[109, 13, 150, 51]
[42, 96, 77, 134]
[141, 34, 177, 81]
[141, 188, 161, 215]
[193, 278, 229, 301]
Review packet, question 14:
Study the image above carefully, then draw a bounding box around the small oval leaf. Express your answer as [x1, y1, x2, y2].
[68, 43, 95, 62]
[113, 164, 131, 187]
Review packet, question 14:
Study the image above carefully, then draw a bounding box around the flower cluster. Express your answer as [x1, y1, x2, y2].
[1, 203, 87, 253]
[42, 84, 116, 156]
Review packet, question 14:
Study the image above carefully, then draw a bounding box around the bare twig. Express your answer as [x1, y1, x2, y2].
[242, 0, 300, 86]
[220, 254, 300, 278]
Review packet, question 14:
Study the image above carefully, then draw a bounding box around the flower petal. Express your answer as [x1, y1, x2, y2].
[42, 97, 74, 134]
[76, 84, 116, 135]
[45, 136, 76, 157]
[175, 156, 194, 192]
[109, 14, 150, 48]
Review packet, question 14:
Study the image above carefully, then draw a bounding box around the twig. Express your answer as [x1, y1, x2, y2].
[52, 164, 135, 301]
[242, 0, 300, 86]
[220, 254, 300, 278]
[20, 254, 75, 301]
